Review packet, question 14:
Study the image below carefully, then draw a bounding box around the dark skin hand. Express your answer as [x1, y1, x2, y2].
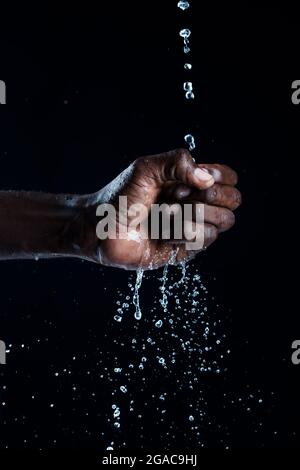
[0, 149, 241, 269]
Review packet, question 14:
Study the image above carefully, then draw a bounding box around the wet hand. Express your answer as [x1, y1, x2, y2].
[85, 149, 241, 270]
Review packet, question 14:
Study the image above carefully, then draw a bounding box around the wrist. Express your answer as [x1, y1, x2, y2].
[69, 193, 103, 263]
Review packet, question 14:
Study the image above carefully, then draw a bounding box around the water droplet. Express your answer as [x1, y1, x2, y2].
[179, 28, 191, 39]
[177, 0, 190, 10]
[155, 320, 163, 328]
[183, 81, 193, 92]
[184, 134, 196, 151]
[185, 91, 195, 100]
[184, 63, 192, 70]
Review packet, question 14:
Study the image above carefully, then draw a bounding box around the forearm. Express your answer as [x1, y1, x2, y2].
[0, 191, 92, 260]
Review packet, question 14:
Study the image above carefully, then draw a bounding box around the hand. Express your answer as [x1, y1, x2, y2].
[84, 149, 241, 270]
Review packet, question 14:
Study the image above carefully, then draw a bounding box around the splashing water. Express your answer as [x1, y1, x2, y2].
[159, 250, 177, 312]
[133, 267, 144, 320]
[106, 262, 230, 450]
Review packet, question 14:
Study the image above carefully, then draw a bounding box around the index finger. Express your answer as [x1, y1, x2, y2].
[199, 164, 238, 186]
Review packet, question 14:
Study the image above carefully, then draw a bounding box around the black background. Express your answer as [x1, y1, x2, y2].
[0, 1, 299, 451]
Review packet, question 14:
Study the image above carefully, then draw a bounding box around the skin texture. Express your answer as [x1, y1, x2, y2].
[0, 149, 241, 270]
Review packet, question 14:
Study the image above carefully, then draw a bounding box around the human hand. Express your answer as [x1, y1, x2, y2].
[83, 149, 241, 270]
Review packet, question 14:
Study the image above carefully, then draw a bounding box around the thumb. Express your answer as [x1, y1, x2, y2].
[138, 148, 214, 190]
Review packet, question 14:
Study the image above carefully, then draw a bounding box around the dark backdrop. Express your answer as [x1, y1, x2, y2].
[0, 1, 299, 451]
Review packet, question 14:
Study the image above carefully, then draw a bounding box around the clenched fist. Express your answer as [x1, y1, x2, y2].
[83, 149, 241, 269]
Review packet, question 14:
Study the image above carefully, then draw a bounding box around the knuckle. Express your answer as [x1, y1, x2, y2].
[206, 185, 219, 203]
[132, 156, 154, 180]
[133, 156, 145, 170]
[175, 148, 192, 165]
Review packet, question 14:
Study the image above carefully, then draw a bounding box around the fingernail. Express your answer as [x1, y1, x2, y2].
[194, 168, 214, 182]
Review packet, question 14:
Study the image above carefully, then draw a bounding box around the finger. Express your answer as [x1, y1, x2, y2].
[185, 202, 235, 232]
[173, 183, 193, 200]
[152, 201, 234, 237]
[159, 182, 192, 201]
[203, 205, 235, 232]
[199, 164, 238, 186]
[189, 183, 242, 210]
[136, 148, 215, 191]
[145, 244, 197, 268]
[163, 222, 218, 249]
[154, 222, 218, 266]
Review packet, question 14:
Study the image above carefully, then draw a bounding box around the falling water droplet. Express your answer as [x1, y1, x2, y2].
[133, 267, 144, 320]
[183, 81, 193, 91]
[185, 91, 195, 100]
[179, 28, 191, 39]
[184, 134, 196, 151]
[177, 0, 190, 10]
[114, 315, 122, 323]
[159, 251, 177, 312]
[184, 63, 192, 70]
